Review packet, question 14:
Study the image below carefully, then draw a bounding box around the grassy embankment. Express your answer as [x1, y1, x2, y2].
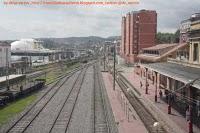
[44, 62, 80, 84]
[0, 94, 37, 126]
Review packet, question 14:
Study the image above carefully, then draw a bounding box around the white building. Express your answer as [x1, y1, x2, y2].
[11, 39, 51, 63]
[0, 41, 11, 68]
[11, 39, 48, 52]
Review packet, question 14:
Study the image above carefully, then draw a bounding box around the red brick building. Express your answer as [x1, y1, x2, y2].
[120, 10, 157, 64]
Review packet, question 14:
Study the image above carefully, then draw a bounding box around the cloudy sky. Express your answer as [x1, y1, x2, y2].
[0, 0, 199, 40]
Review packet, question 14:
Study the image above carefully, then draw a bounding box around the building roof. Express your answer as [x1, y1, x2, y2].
[142, 43, 178, 51]
[141, 62, 200, 89]
[138, 43, 187, 62]
[0, 41, 11, 47]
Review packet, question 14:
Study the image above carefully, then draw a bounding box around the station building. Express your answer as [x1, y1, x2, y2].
[137, 13, 200, 129]
[120, 10, 157, 64]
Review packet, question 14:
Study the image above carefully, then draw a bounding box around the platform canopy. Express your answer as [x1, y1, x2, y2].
[0, 74, 25, 87]
[142, 62, 200, 89]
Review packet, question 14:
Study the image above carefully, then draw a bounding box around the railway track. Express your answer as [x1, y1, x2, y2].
[93, 65, 108, 133]
[117, 74, 167, 133]
[1, 62, 117, 133]
[49, 66, 88, 133]
[3, 65, 87, 133]
[45, 66, 82, 86]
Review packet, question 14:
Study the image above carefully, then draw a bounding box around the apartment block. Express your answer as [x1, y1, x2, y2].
[121, 10, 157, 64]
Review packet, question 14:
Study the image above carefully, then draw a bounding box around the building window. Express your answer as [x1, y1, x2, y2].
[193, 43, 199, 62]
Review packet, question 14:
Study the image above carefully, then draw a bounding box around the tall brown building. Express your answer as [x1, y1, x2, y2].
[120, 10, 157, 63]
[121, 16, 126, 57]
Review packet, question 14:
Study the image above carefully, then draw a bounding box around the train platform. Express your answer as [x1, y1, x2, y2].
[0, 75, 25, 89]
[0, 75, 23, 83]
[120, 66, 200, 133]
[102, 71, 148, 133]
[0, 74, 45, 99]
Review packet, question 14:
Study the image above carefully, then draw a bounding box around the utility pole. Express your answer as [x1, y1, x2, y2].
[155, 72, 158, 102]
[113, 41, 116, 91]
[6, 48, 10, 91]
[145, 68, 148, 94]
[104, 44, 106, 71]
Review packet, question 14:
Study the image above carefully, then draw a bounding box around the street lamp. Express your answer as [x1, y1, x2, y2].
[113, 41, 116, 91]
[155, 72, 158, 102]
[104, 44, 106, 71]
[168, 93, 172, 114]
[145, 68, 148, 94]
[6, 48, 10, 91]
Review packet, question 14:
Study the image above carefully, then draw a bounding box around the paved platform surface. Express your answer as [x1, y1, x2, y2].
[120, 66, 200, 133]
[102, 71, 148, 133]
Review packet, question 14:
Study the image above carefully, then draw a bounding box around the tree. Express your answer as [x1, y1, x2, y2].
[174, 29, 180, 43]
[156, 30, 180, 44]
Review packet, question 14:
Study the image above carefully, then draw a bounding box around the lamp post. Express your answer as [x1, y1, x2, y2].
[189, 102, 193, 133]
[6, 47, 10, 91]
[155, 72, 158, 102]
[188, 79, 195, 133]
[168, 92, 171, 114]
[104, 44, 106, 71]
[145, 68, 148, 94]
[113, 41, 116, 91]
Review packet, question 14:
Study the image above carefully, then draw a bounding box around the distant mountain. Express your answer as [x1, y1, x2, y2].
[106, 36, 121, 40]
[37, 36, 120, 49]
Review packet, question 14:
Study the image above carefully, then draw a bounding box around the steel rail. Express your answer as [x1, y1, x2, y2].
[48, 65, 88, 133]
[64, 66, 88, 133]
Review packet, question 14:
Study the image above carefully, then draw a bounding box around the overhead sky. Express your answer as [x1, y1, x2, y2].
[0, 0, 199, 40]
